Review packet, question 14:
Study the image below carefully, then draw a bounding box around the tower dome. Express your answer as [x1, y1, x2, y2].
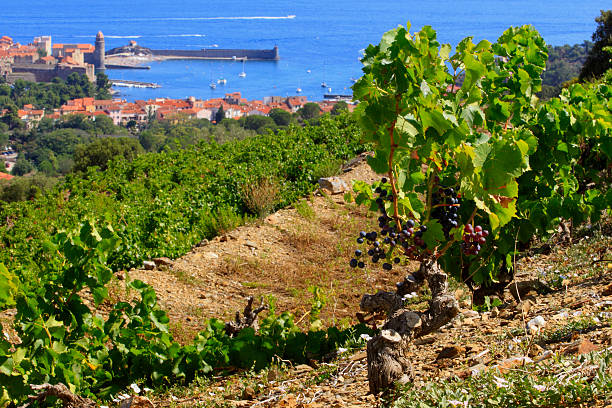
[96, 31, 104, 40]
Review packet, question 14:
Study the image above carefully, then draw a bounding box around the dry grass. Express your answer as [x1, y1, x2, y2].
[240, 176, 280, 218]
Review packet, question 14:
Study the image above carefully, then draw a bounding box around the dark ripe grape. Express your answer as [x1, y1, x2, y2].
[474, 225, 483, 233]
[482, 230, 489, 237]
[358, 261, 365, 268]
[349, 259, 358, 268]
[375, 198, 383, 205]
[372, 256, 379, 263]
[359, 231, 367, 238]
[450, 220, 458, 227]
[382, 263, 392, 271]
[378, 216, 386, 222]
[406, 220, 415, 228]
[355, 249, 362, 257]
[446, 187, 454, 195]
[380, 189, 387, 197]
[357, 237, 364, 244]
[414, 230, 423, 238]
[383, 237, 390, 244]
[375, 187, 382, 194]
[401, 229, 409, 236]
[381, 177, 388, 183]
[394, 257, 401, 264]
[420, 225, 427, 232]
[373, 241, 380, 247]
[465, 224, 473, 233]
[368, 249, 375, 256]
[381, 230, 388, 236]
[371, 231, 378, 239]
[479, 237, 486, 244]
[390, 240, 396, 246]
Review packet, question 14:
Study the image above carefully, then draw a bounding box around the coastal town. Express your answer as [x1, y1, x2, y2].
[15, 91, 351, 128]
[1, 32, 354, 176]
[0, 33, 104, 83]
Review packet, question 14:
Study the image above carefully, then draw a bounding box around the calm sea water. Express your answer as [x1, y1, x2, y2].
[0, 1, 605, 102]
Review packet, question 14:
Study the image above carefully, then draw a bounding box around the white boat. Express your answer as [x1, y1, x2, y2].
[217, 78, 227, 85]
[321, 82, 327, 87]
[238, 58, 247, 78]
[209, 82, 216, 89]
[296, 87, 302, 93]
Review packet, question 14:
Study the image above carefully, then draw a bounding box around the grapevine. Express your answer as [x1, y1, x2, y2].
[349, 22, 610, 394]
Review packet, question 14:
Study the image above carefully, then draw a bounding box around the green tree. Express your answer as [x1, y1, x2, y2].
[580, 10, 612, 80]
[92, 115, 117, 136]
[37, 117, 55, 133]
[95, 73, 112, 100]
[11, 157, 34, 176]
[241, 115, 276, 133]
[0, 132, 8, 148]
[73, 137, 143, 172]
[215, 106, 225, 124]
[1, 103, 24, 130]
[269, 108, 292, 126]
[139, 129, 167, 152]
[331, 101, 349, 115]
[60, 113, 93, 132]
[298, 103, 321, 121]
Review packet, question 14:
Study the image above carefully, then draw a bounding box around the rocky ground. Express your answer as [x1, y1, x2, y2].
[111, 156, 612, 407]
[3, 154, 610, 407]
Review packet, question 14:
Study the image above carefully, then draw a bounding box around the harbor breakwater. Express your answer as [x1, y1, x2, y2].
[149, 46, 279, 61]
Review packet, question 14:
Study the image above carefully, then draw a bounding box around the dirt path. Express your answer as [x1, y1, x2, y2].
[126, 153, 408, 342]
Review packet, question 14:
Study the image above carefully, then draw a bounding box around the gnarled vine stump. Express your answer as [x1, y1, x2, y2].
[224, 296, 268, 337]
[361, 259, 459, 394]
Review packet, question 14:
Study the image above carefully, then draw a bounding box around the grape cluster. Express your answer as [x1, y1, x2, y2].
[461, 224, 489, 255]
[431, 187, 460, 238]
[349, 178, 429, 271]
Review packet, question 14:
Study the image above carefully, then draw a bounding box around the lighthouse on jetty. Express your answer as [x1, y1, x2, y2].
[94, 31, 105, 73]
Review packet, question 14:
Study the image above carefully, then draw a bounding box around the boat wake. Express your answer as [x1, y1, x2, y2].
[144, 15, 296, 21]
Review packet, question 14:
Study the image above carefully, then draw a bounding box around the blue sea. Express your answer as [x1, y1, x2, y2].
[0, 1, 605, 102]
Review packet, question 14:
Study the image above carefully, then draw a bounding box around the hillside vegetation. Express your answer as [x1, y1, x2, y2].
[0, 16, 611, 407]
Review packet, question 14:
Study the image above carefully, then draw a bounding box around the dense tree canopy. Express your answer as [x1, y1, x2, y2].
[580, 10, 612, 80]
[298, 102, 321, 120]
[269, 108, 293, 126]
[73, 136, 144, 172]
[0, 73, 112, 111]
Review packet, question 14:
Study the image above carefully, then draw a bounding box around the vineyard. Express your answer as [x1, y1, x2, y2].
[1, 22, 611, 406]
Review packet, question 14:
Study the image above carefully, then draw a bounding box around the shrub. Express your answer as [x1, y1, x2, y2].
[240, 176, 281, 218]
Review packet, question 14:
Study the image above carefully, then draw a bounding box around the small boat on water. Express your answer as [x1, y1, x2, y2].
[296, 87, 302, 93]
[321, 82, 327, 87]
[217, 78, 227, 85]
[209, 82, 216, 89]
[238, 58, 247, 78]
